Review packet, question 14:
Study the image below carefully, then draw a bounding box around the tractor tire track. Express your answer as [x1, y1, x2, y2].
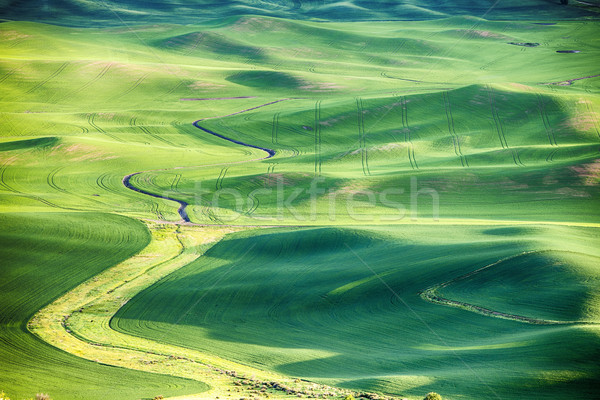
[26, 62, 69, 94]
[88, 113, 123, 142]
[110, 73, 149, 102]
[184, 33, 204, 55]
[0, 67, 20, 85]
[66, 63, 113, 99]
[487, 85, 523, 166]
[271, 111, 299, 157]
[536, 93, 558, 147]
[513, 149, 524, 167]
[47, 166, 109, 207]
[381, 71, 423, 83]
[356, 98, 370, 176]
[97, 173, 124, 197]
[0, 156, 18, 192]
[584, 101, 600, 140]
[130, 115, 177, 147]
[266, 163, 276, 183]
[545, 148, 558, 163]
[203, 205, 221, 223]
[442, 91, 469, 167]
[0, 155, 68, 209]
[271, 112, 280, 145]
[401, 96, 418, 170]
[170, 174, 181, 191]
[7, 37, 27, 48]
[164, 80, 185, 97]
[199, 98, 296, 121]
[246, 191, 260, 215]
[486, 85, 508, 149]
[47, 167, 67, 193]
[215, 167, 228, 190]
[315, 100, 322, 176]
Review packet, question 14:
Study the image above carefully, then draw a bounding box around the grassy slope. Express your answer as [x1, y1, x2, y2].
[2, 17, 598, 226]
[0, 212, 209, 399]
[0, 5, 599, 400]
[86, 16, 599, 225]
[187, 87, 599, 224]
[113, 224, 600, 399]
[1, 0, 599, 25]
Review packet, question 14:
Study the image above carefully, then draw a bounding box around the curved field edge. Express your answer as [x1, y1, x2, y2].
[121, 101, 279, 224]
[0, 212, 208, 400]
[28, 221, 364, 400]
[0, 13, 597, 400]
[109, 223, 600, 399]
[420, 250, 600, 325]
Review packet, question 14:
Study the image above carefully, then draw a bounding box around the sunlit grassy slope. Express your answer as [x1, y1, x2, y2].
[0, 212, 209, 399]
[0, 4, 599, 400]
[183, 87, 600, 224]
[1, 17, 599, 224]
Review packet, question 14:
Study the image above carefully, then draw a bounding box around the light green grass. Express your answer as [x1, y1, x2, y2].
[3, 17, 598, 224]
[0, 7, 599, 400]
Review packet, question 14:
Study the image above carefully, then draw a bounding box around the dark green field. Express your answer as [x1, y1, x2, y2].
[113, 225, 600, 399]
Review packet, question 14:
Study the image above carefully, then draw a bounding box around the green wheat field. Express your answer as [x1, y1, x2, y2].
[1, 1, 599, 399]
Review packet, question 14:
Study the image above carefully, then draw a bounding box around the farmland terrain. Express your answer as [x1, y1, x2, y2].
[0, 1, 599, 399]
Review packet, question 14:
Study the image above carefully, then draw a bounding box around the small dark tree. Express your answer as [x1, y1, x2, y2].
[423, 393, 442, 400]
[561, 0, 569, 4]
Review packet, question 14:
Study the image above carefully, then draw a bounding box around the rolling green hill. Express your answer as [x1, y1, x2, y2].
[1, 0, 599, 26]
[0, 2, 599, 399]
[113, 225, 600, 399]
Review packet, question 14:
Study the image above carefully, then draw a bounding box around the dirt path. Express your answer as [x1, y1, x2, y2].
[122, 172, 192, 222]
[192, 121, 275, 157]
[575, 0, 600, 8]
[542, 73, 600, 86]
[29, 222, 374, 400]
[122, 99, 284, 223]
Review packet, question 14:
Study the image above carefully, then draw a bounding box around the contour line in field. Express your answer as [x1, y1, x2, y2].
[420, 250, 600, 325]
